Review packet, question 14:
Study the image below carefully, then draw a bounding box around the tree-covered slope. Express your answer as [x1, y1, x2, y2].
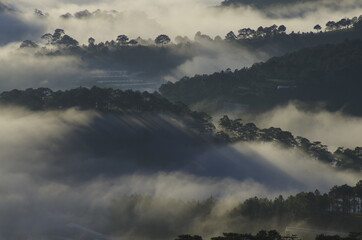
[0, 87, 212, 126]
[160, 39, 362, 115]
[216, 116, 362, 171]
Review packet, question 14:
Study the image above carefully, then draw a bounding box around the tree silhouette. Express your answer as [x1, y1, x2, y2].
[155, 34, 171, 46]
[128, 39, 138, 46]
[41, 33, 53, 44]
[326, 21, 336, 31]
[314, 24, 322, 32]
[20, 40, 38, 48]
[225, 31, 237, 40]
[278, 25, 286, 33]
[88, 37, 95, 46]
[58, 35, 79, 46]
[117, 35, 129, 46]
[52, 29, 65, 42]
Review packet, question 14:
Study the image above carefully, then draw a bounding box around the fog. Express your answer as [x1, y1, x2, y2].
[166, 40, 269, 82]
[0, 9, 43, 45]
[0, 43, 86, 90]
[0, 40, 269, 91]
[245, 102, 362, 151]
[0, 106, 359, 239]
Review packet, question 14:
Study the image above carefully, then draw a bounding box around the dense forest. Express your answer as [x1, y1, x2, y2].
[159, 38, 362, 116]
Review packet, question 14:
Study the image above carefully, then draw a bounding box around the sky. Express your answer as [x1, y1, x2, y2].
[3, 0, 362, 43]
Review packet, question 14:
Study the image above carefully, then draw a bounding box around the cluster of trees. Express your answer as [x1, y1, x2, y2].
[324, 16, 362, 31]
[316, 234, 362, 240]
[231, 181, 362, 222]
[225, 24, 286, 41]
[217, 115, 362, 170]
[176, 231, 285, 240]
[21, 28, 172, 50]
[226, 15, 362, 42]
[88, 34, 170, 48]
[176, 231, 362, 240]
[40, 29, 79, 47]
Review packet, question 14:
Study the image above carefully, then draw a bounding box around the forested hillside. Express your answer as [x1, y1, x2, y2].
[160, 39, 362, 115]
[217, 116, 362, 171]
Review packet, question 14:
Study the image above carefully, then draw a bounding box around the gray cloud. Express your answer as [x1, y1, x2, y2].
[0, 2, 44, 45]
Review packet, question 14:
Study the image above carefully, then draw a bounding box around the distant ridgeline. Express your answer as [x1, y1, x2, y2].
[0, 87, 215, 135]
[19, 15, 362, 78]
[220, 0, 317, 8]
[0, 87, 189, 113]
[0, 87, 361, 171]
[160, 39, 362, 116]
[223, 15, 362, 53]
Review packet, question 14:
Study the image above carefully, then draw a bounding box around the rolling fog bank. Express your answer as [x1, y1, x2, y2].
[0, 106, 359, 239]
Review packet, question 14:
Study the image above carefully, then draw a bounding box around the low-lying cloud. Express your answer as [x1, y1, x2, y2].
[0, 43, 85, 90]
[0, 106, 359, 239]
[0, 41, 268, 91]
